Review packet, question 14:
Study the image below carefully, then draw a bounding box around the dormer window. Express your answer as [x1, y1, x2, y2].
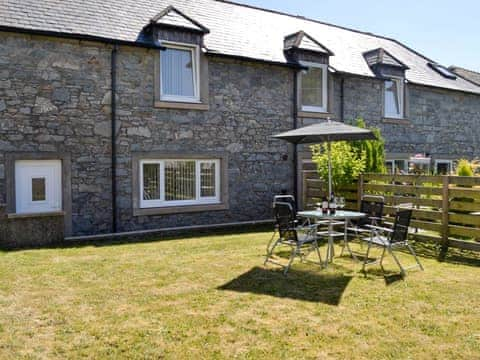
[384, 77, 404, 119]
[283, 31, 334, 114]
[300, 62, 328, 113]
[363, 48, 409, 119]
[144, 6, 210, 110]
[160, 43, 200, 102]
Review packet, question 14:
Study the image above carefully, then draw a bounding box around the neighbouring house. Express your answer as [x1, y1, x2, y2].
[1, 0, 480, 245]
[450, 66, 480, 87]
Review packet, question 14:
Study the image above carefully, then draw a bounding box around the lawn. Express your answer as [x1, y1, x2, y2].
[0, 229, 479, 359]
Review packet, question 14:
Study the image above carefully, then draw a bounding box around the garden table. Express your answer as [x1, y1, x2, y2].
[297, 210, 366, 267]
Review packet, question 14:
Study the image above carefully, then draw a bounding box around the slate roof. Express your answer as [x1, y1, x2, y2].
[1, 0, 479, 95]
[449, 66, 480, 87]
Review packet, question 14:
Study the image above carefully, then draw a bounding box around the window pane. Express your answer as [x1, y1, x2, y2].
[301, 67, 323, 107]
[437, 163, 450, 175]
[143, 164, 160, 200]
[385, 80, 401, 117]
[32, 178, 46, 201]
[161, 48, 195, 97]
[200, 162, 216, 198]
[165, 160, 196, 201]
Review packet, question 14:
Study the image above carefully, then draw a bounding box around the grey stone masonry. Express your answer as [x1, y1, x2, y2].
[0, 32, 294, 235]
[1, 31, 480, 237]
[0, 33, 113, 235]
[114, 47, 295, 232]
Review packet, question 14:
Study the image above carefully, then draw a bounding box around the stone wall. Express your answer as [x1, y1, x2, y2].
[0, 32, 113, 236]
[0, 32, 294, 236]
[114, 48, 295, 231]
[1, 32, 479, 238]
[303, 74, 480, 159]
[0, 208, 65, 249]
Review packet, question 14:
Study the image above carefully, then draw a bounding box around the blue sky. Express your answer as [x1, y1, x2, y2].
[240, 0, 479, 72]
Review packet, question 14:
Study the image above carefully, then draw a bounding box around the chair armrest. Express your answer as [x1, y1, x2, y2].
[364, 224, 394, 233]
[368, 216, 383, 222]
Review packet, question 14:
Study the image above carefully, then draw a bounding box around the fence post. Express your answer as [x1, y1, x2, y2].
[440, 176, 450, 260]
[302, 173, 307, 211]
[357, 174, 364, 211]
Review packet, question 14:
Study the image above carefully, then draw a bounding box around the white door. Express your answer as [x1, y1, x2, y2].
[15, 160, 62, 214]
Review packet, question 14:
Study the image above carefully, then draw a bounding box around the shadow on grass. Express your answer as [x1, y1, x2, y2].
[218, 266, 352, 305]
[412, 241, 480, 268]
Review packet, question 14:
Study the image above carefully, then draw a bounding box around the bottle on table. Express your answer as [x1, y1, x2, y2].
[321, 194, 329, 215]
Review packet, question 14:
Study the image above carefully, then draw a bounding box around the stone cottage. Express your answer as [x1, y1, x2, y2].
[1, 0, 479, 245]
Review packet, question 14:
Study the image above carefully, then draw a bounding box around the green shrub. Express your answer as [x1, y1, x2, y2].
[351, 118, 386, 174]
[456, 159, 474, 177]
[311, 141, 366, 190]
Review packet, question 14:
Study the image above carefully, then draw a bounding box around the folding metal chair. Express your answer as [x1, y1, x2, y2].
[267, 194, 310, 254]
[342, 195, 385, 259]
[361, 208, 424, 276]
[265, 202, 322, 275]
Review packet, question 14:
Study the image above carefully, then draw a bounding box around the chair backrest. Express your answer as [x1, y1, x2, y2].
[273, 195, 297, 215]
[359, 196, 385, 226]
[273, 201, 298, 242]
[390, 209, 412, 243]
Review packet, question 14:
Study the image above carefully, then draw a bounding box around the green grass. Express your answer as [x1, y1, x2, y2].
[0, 231, 479, 359]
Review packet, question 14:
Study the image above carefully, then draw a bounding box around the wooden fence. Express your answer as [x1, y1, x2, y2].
[303, 172, 480, 253]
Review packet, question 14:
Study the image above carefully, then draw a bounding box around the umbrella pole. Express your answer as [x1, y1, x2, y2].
[328, 141, 332, 196]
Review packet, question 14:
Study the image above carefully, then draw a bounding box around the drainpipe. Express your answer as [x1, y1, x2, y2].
[111, 44, 118, 233]
[293, 70, 299, 201]
[340, 76, 345, 122]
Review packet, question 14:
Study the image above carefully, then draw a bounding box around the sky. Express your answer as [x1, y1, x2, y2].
[239, 0, 479, 72]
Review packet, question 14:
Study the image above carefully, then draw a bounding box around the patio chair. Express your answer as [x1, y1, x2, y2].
[267, 194, 312, 253]
[273, 194, 297, 215]
[265, 201, 322, 275]
[341, 195, 385, 259]
[361, 208, 424, 276]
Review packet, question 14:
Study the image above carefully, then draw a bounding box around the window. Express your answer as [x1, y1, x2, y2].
[385, 159, 408, 174]
[435, 160, 453, 175]
[160, 43, 200, 103]
[15, 160, 62, 214]
[384, 78, 404, 118]
[300, 62, 328, 112]
[428, 63, 457, 79]
[140, 159, 220, 208]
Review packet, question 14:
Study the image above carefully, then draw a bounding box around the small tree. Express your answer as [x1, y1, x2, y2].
[351, 118, 386, 174]
[457, 159, 474, 176]
[311, 141, 366, 190]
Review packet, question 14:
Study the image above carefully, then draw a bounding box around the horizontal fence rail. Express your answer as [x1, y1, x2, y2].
[302, 172, 480, 254]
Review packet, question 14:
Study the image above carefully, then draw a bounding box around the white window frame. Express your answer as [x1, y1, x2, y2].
[139, 159, 220, 208]
[384, 77, 404, 119]
[434, 159, 453, 175]
[299, 61, 328, 113]
[386, 159, 408, 174]
[159, 41, 200, 103]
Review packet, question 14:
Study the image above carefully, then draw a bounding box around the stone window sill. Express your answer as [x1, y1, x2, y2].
[133, 202, 229, 217]
[298, 111, 335, 119]
[382, 117, 411, 125]
[154, 101, 209, 111]
[7, 211, 65, 219]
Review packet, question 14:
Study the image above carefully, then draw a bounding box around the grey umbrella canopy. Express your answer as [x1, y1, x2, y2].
[273, 120, 376, 144]
[273, 120, 376, 197]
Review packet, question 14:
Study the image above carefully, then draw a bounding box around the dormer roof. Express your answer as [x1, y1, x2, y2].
[149, 5, 209, 34]
[363, 48, 408, 69]
[284, 31, 334, 56]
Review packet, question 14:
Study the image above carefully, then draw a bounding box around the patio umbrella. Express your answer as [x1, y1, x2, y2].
[273, 119, 376, 196]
